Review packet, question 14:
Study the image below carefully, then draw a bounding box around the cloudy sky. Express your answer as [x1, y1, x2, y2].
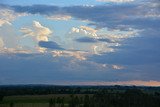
[0, 0, 160, 86]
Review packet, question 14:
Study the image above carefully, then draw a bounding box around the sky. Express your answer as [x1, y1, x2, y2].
[0, 0, 160, 86]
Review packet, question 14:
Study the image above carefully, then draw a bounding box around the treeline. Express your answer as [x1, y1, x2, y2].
[48, 89, 160, 107]
[0, 85, 160, 96]
[0, 85, 97, 96]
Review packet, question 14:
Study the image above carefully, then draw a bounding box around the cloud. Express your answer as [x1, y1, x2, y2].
[0, 7, 26, 26]
[21, 21, 52, 42]
[69, 26, 137, 55]
[70, 26, 98, 37]
[0, 48, 31, 54]
[47, 14, 72, 21]
[0, 22, 33, 54]
[52, 50, 88, 60]
[0, 3, 160, 85]
[2, 3, 159, 31]
[96, 0, 134, 3]
[0, 53, 113, 84]
[112, 65, 124, 70]
[12, 5, 60, 15]
[4, 2, 158, 29]
[0, 24, 19, 49]
[80, 26, 97, 34]
[76, 37, 98, 43]
[0, 37, 4, 48]
[38, 41, 64, 50]
[98, 38, 113, 43]
[20, 21, 53, 53]
[0, 19, 11, 27]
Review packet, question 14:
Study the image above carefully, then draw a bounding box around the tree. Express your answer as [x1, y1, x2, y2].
[10, 102, 14, 107]
[0, 94, 4, 102]
[49, 98, 55, 107]
[60, 97, 65, 107]
[84, 95, 90, 107]
[75, 96, 80, 107]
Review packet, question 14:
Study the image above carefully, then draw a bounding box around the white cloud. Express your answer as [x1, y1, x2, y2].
[0, 24, 19, 49]
[20, 21, 53, 53]
[97, 0, 134, 3]
[0, 9, 26, 27]
[47, 15, 72, 21]
[0, 37, 4, 48]
[70, 26, 98, 37]
[112, 65, 124, 70]
[91, 44, 115, 55]
[52, 50, 88, 60]
[0, 19, 11, 27]
[99, 28, 139, 42]
[0, 48, 31, 54]
[68, 26, 138, 55]
[80, 26, 97, 34]
[33, 21, 52, 41]
[21, 21, 52, 42]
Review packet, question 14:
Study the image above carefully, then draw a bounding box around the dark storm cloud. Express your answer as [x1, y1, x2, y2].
[38, 41, 64, 50]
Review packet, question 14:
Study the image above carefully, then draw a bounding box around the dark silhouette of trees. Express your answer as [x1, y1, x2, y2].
[0, 94, 4, 102]
[49, 98, 56, 107]
[83, 95, 90, 107]
[9, 102, 14, 107]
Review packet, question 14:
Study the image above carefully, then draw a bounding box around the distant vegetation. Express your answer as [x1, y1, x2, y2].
[0, 85, 160, 107]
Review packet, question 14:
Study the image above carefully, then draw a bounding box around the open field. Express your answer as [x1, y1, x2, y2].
[0, 94, 91, 107]
[2, 94, 91, 103]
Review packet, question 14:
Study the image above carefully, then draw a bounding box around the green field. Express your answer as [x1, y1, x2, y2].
[0, 94, 91, 107]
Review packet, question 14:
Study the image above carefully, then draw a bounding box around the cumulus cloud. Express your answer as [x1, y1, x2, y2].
[70, 26, 98, 37]
[21, 21, 52, 42]
[0, 8, 26, 26]
[20, 21, 53, 52]
[68, 25, 138, 55]
[0, 19, 11, 27]
[0, 24, 20, 49]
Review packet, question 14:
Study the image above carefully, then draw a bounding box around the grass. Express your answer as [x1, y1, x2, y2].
[1, 94, 92, 103]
